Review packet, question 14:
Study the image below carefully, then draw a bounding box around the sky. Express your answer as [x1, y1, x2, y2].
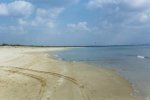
[0, 0, 150, 46]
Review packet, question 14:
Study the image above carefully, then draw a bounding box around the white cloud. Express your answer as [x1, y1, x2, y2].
[18, 7, 64, 28]
[67, 22, 90, 31]
[87, 0, 119, 8]
[129, 12, 150, 25]
[87, 0, 150, 9]
[87, 0, 150, 25]
[0, 3, 9, 15]
[138, 12, 150, 23]
[124, 0, 150, 8]
[0, 25, 26, 34]
[18, 18, 28, 25]
[36, 7, 64, 19]
[0, 1, 34, 17]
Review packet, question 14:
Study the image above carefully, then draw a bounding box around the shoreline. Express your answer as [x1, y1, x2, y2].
[0, 46, 139, 100]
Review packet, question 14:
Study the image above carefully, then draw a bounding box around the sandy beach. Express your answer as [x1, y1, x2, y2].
[0, 46, 138, 100]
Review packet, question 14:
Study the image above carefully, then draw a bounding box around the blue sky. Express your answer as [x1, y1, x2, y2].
[0, 0, 150, 45]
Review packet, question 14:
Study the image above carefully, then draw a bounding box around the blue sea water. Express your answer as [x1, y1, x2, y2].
[53, 46, 150, 100]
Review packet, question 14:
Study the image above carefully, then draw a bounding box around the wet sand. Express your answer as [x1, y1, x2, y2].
[0, 46, 138, 100]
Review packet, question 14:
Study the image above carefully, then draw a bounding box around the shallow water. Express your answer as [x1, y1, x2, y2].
[53, 46, 150, 100]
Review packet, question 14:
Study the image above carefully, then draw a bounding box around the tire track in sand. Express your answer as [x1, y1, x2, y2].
[0, 68, 46, 100]
[0, 66, 90, 100]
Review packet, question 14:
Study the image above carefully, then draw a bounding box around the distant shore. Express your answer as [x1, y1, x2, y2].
[1, 43, 150, 48]
[0, 46, 138, 100]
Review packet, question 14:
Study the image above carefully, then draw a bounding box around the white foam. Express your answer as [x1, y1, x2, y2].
[58, 58, 62, 60]
[145, 97, 150, 100]
[73, 61, 77, 63]
[137, 55, 145, 59]
[54, 55, 58, 57]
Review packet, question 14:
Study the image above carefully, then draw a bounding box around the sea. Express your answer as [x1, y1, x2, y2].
[52, 46, 150, 100]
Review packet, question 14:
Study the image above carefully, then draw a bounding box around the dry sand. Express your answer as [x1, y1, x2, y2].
[0, 46, 139, 100]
